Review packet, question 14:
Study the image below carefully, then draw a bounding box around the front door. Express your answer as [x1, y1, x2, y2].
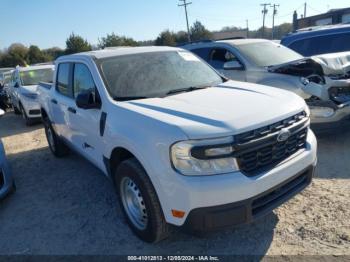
[68, 63, 104, 170]
[208, 48, 247, 82]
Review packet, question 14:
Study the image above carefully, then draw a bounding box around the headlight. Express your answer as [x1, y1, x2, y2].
[22, 92, 38, 100]
[171, 136, 239, 176]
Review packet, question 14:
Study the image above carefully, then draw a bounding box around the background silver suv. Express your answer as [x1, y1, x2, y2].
[183, 39, 350, 129]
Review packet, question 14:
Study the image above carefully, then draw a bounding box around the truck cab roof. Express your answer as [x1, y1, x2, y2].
[57, 46, 185, 61]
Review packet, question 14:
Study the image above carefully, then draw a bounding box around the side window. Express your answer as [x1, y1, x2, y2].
[209, 48, 241, 69]
[73, 64, 96, 98]
[191, 48, 211, 61]
[56, 63, 71, 97]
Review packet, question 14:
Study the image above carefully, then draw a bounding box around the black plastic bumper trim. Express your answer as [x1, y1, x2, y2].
[181, 165, 315, 232]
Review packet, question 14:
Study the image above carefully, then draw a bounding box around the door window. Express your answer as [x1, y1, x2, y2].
[56, 63, 71, 97]
[209, 48, 242, 69]
[73, 64, 96, 98]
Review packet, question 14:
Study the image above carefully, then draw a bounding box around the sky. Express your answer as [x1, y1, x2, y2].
[1, 0, 349, 49]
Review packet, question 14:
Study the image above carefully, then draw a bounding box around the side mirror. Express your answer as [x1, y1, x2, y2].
[223, 61, 244, 70]
[14, 82, 19, 88]
[76, 89, 100, 110]
[0, 109, 4, 117]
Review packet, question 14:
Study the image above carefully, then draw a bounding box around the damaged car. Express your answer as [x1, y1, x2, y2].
[183, 39, 350, 129]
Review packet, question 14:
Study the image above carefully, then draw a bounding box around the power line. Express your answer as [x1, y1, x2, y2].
[261, 3, 271, 38]
[178, 0, 192, 42]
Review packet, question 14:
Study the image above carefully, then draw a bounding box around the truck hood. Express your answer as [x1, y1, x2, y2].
[268, 51, 350, 78]
[124, 81, 306, 139]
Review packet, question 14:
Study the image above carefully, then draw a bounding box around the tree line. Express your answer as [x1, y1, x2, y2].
[0, 20, 292, 67]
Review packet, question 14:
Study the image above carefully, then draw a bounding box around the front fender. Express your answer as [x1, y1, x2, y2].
[258, 75, 311, 99]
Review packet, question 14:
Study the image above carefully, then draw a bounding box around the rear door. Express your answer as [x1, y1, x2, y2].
[50, 62, 74, 140]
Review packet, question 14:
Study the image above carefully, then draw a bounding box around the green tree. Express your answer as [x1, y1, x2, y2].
[65, 33, 92, 55]
[0, 43, 28, 67]
[27, 45, 51, 64]
[155, 30, 177, 46]
[98, 33, 138, 48]
[190, 21, 212, 42]
[175, 31, 188, 45]
[43, 47, 65, 60]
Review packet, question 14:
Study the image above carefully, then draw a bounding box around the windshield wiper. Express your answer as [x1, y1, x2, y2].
[113, 96, 149, 101]
[165, 86, 208, 96]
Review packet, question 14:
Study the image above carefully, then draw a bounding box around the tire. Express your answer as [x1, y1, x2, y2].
[19, 104, 33, 126]
[13, 104, 21, 115]
[43, 117, 69, 157]
[115, 158, 171, 243]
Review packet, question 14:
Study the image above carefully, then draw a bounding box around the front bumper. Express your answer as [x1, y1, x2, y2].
[310, 102, 350, 130]
[157, 130, 317, 227]
[20, 96, 41, 118]
[182, 165, 314, 232]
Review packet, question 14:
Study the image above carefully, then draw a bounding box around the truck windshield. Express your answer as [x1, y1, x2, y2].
[99, 51, 223, 99]
[236, 42, 304, 67]
[20, 69, 53, 86]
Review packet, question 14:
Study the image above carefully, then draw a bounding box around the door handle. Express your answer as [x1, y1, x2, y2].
[68, 107, 76, 114]
[51, 99, 57, 104]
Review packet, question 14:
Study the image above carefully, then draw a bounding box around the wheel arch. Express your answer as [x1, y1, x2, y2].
[41, 107, 48, 120]
[105, 146, 139, 182]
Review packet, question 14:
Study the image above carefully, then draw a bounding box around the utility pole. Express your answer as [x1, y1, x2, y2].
[261, 3, 270, 38]
[178, 0, 192, 42]
[271, 4, 279, 39]
[304, 2, 307, 18]
[246, 19, 249, 38]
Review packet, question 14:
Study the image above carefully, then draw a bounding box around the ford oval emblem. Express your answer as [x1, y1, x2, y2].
[277, 129, 291, 142]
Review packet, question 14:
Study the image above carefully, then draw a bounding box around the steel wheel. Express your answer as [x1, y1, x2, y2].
[120, 177, 148, 230]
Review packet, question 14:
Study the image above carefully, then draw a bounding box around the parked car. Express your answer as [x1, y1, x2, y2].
[0, 86, 10, 111]
[0, 109, 15, 200]
[38, 47, 317, 243]
[8, 65, 54, 125]
[281, 24, 350, 56]
[0, 68, 14, 86]
[0, 69, 13, 110]
[183, 39, 350, 129]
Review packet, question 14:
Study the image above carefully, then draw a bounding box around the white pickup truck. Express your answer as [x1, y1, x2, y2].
[38, 47, 317, 243]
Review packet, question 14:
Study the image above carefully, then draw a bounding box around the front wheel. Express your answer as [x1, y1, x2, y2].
[115, 158, 171, 243]
[43, 118, 69, 157]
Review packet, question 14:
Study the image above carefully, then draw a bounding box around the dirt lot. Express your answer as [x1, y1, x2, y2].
[0, 111, 349, 256]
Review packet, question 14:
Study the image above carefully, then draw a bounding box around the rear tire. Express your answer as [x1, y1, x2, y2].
[115, 158, 171, 243]
[43, 117, 69, 157]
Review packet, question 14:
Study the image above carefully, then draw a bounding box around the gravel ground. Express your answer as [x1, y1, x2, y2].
[0, 111, 349, 257]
